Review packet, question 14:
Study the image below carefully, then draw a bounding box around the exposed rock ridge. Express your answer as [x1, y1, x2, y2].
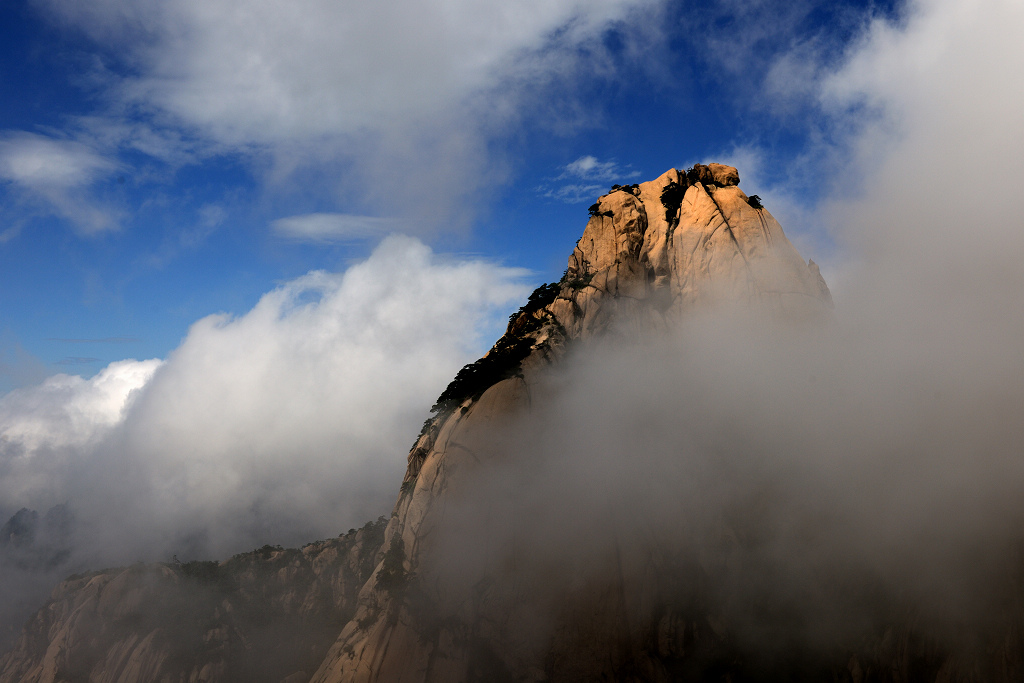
[6, 165, 1023, 682]
[0, 165, 840, 683]
[308, 165, 835, 683]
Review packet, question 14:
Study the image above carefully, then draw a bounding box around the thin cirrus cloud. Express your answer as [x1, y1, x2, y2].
[558, 155, 636, 182]
[0, 132, 121, 233]
[0, 132, 115, 189]
[271, 213, 395, 243]
[46, 337, 141, 343]
[542, 155, 641, 203]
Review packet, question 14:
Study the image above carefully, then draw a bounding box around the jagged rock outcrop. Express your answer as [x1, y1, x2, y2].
[29, 165, 1022, 682]
[307, 165, 836, 683]
[0, 164, 841, 683]
[0, 518, 386, 683]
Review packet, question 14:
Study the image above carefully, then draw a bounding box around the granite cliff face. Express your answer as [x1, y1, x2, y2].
[307, 164, 836, 682]
[23, 165, 1018, 682]
[0, 164, 837, 682]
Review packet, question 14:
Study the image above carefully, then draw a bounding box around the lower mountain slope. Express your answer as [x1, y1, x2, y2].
[0, 519, 385, 683]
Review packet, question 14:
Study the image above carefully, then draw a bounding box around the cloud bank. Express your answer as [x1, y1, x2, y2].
[0, 359, 159, 457]
[0, 235, 528, 564]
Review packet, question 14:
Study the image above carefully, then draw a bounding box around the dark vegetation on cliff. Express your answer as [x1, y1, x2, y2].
[660, 180, 686, 223]
[429, 281, 561, 416]
[7, 161, 1024, 683]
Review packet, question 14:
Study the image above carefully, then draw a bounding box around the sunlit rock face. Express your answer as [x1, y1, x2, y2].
[0, 166, 841, 683]
[29, 166, 1024, 683]
[552, 165, 831, 340]
[309, 165, 836, 683]
[9, 166, 1024, 682]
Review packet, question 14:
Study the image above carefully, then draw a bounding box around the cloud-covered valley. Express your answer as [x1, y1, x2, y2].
[0, 236, 528, 566]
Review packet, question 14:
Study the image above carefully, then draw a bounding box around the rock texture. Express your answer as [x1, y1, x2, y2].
[307, 165, 837, 683]
[18, 165, 1020, 682]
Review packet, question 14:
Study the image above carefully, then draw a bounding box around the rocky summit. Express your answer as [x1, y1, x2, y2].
[307, 164, 834, 683]
[10, 166, 1019, 682]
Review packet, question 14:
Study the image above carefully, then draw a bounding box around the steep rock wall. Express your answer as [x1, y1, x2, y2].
[309, 165, 835, 682]
[1, 164, 860, 683]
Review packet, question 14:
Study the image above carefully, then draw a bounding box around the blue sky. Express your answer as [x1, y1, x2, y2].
[0, 0, 902, 389]
[1, 0, 1023, 560]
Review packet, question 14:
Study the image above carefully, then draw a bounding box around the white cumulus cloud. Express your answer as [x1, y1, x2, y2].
[0, 235, 530, 561]
[0, 359, 160, 455]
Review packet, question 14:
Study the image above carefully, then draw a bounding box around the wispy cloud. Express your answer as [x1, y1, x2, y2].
[46, 337, 141, 344]
[0, 133, 116, 190]
[54, 357, 102, 366]
[30, 0, 661, 226]
[271, 213, 394, 243]
[0, 132, 122, 234]
[38, 1, 654, 147]
[542, 155, 641, 203]
[0, 236, 530, 560]
[558, 155, 634, 182]
[542, 183, 606, 204]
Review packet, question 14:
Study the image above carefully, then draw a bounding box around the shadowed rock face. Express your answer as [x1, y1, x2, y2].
[19, 165, 1021, 682]
[0, 506, 76, 653]
[0, 518, 386, 683]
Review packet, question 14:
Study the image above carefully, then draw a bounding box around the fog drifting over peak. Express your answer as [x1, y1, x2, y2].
[2, 0, 1024, 667]
[0, 235, 528, 563]
[388, 0, 1024, 668]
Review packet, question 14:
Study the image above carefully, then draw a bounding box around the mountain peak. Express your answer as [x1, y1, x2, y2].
[556, 163, 831, 339]
[311, 165, 834, 682]
[0, 166, 836, 683]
